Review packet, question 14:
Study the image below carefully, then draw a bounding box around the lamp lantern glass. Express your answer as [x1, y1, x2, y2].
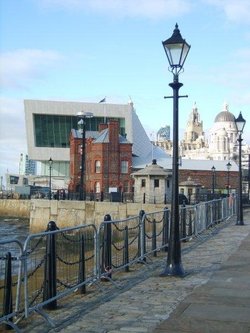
[235, 112, 246, 134]
[162, 23, 191, 73]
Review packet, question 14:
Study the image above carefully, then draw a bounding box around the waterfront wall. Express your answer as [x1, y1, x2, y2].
[0, 199, 168, 233]
[0, 199, 30, 218]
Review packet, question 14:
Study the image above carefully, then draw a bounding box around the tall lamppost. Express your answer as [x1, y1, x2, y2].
[226, 162, 232, 197]
[211, 166, 216, 198]
[235, 112, 246, 225]
[49, 157, 53, 200]
[77, 111, 93, 201]
[160, 24, 190, 277]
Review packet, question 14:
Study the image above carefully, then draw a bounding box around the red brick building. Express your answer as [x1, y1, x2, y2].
[179, 169, 238, 193]
[68, 120, 133, 195]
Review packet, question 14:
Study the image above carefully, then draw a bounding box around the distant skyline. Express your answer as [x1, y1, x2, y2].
[1, 0, 250, 178]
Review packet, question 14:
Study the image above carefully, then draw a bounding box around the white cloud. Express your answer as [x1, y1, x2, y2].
[36, 0, 192, 19]
[0, 98, 26, 176]
[0, 49, 62, 90]
[204, 0, 250, 23]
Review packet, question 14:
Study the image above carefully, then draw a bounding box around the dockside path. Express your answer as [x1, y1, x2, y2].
[19, 209, 250, 333]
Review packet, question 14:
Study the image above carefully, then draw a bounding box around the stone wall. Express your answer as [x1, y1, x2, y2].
[0, 199, 30, 218]
[0, 199, 168, 233]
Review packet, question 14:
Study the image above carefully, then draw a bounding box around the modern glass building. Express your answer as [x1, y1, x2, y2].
[24, 99, 163, 179]
[33, 114, 125, 148]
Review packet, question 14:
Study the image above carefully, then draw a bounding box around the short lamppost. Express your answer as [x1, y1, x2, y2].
[211, 166, 216, 199]
[49, 157, 53, 200]
[235, 112, 246, 225]
[160, 24, 190, 277]
[77, 111, 93, 201]
[226, 162, 232, 197]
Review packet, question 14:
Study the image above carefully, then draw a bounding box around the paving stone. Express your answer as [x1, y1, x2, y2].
[9, 210, 250, 333]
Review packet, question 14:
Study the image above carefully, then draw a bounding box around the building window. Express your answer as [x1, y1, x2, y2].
[95, 160, 101, 173]
[95, 182, 100, 193]
[141, 179, 146, 187]
[121, 160, 128, 174]
[33, 114, 126, 148]
[154, 179, 159, 188]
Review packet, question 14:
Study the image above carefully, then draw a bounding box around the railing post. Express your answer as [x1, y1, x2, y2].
[123, 226, 129, 272]
[139, 210, 146, 261]
[162, 207, 169, 251]
[43, 221, 57, 310]
[3, 252, 13, 330]
[102, 214, 112, 280]
[181, 203, 187, 240]
[188, 210, 192, 236]
[152, 219, 157, 257]
[78, 234, 86, 294]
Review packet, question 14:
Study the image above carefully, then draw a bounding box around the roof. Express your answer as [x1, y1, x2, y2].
[132, 145, 172, 168]
[180, 159, 238, 172]
[71, 129, 99, 140]
[132, 160, 170, 177]
[71, 128, 131, 144]
[94, 128, 131, 144]
[215, 111, 235, 123]
[179, 177, 202, 186]
[133, 153, 238, 173]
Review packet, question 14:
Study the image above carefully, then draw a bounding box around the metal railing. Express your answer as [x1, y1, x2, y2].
[22, 222, 97, 323]
[0, 239, 24, 332]
[0, 196, 236, 331]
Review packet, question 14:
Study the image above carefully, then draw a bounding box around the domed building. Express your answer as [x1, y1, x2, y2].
[155, 102, 242, 162]
[208, 103, 238, 160]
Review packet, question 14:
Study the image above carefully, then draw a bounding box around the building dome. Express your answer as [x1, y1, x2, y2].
[214, 103, 235, 123]
[215, 111, 235, 123]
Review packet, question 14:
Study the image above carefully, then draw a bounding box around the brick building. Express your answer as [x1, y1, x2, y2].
[68, 120, 133, 196]
[179, 169, 238, 193]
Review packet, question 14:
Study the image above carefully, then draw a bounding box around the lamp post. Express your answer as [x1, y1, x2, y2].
[160, 24, 190, 277]
[211, 166, 216, 199]
[49, 157, 53, 200]
[226, 162, 232, 197]
[235, 112, 246, 225]
[77, 111, 93, 201]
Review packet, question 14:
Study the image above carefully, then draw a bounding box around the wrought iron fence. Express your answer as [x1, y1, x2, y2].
[0, 197, 236, 331]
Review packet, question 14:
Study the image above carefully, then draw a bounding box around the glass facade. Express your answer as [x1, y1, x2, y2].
[34, 114, 126, 148]
[41, 161, 70, 177]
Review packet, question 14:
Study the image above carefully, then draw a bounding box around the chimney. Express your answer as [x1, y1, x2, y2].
[108, 120, 119, 150]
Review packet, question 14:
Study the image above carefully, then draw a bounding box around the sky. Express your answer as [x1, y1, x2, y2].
[1, 0, 250, 179]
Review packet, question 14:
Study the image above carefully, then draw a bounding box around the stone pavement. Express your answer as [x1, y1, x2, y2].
[18, 209, 250, 333]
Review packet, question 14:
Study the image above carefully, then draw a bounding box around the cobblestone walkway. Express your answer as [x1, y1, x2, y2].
[15, 210, 250, 333]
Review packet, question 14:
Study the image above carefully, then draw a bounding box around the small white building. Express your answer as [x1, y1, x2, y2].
[132, 159, 172, 204]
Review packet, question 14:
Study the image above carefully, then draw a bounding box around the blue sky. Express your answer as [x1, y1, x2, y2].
[1, 0, 250, 177]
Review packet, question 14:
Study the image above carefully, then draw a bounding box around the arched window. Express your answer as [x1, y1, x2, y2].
[95, 160, 101, 173]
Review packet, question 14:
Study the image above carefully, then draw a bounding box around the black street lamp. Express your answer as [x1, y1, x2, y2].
[226, 162, 232, 197]
[77, 111, 93, 201]
[49, 157, 53, 200]
[235, 112, 246, 225]
[211, 166, 216, 198]
[160, 24, 190, 277]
